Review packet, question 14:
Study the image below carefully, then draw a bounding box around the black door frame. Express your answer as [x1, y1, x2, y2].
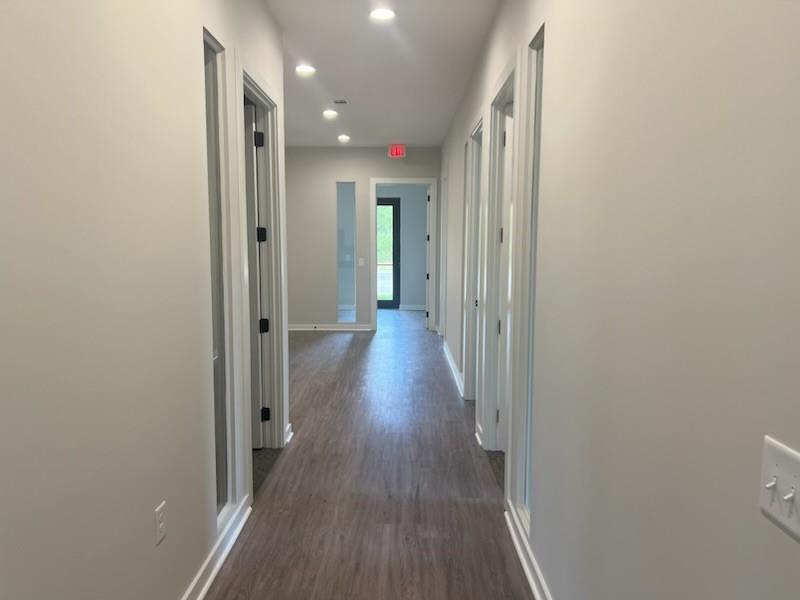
[377, 198, 401, 309]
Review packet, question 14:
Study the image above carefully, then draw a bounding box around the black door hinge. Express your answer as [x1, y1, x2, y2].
[474, 299, 478, 308]
[426, 311, 430, 318]
[254, 131, 265, 147]
[502, 131, 507, 147]
[499, 227, 504, 243]
[496, 409, 500, 424]
[498, 319, 502, 335]
[427, 195, 430, 203]
[261, 406, 271, 422]
[259, 318, 269, 333]
[256, 226, 267, 242]
[426, 273, 430, 280]
[426, 234, 430, 241]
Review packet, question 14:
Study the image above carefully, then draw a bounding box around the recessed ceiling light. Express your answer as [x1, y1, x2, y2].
[295, 63, 316, 77]
[369, 8, 396, 22]
[338, 134, 351, 144]
[323, 109, 338, 120]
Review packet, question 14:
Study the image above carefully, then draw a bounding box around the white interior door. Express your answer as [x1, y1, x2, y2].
[244, 104, 263, 449]
[496, 110, 514, 453]
[245, 103, 273, 449]
[462, 131, 482, 400]
[426, 185, 431, 329]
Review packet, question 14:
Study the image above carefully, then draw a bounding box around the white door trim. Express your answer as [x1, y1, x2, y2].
[478, 58, 518, 452]
[202, 29, 253, 536]
[508, 25, 546, 532]
[462, 119, 483, 401]
[438, 174, 448, 336]
[241, 69, 290, 456]
[183, 30, 290, 600]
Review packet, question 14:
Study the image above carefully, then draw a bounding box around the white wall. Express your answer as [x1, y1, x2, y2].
[441, 0, 800, 598]
[376, 183, 429, 308]
[285, 147, 440, 326]
[0, 2, 285, 599]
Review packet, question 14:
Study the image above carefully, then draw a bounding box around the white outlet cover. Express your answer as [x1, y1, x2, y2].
[760, 436, 800, 542]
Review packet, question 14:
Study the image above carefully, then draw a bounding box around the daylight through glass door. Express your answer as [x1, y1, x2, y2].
[376, 198, 400, 309]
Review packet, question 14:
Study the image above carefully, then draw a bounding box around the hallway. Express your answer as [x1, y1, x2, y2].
[207, 310, 533, 599]
[6, 2, 800, 599]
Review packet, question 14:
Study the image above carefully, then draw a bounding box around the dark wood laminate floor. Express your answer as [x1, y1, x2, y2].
[206, 310, 533, 600]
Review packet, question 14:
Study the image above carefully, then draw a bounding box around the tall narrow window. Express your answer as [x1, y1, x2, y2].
[204, 40, 228, 512]
[523, 29, 545, 513]
[336, 183, 357, 323]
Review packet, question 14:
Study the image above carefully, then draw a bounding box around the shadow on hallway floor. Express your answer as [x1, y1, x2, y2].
[252, 448, 282, 497]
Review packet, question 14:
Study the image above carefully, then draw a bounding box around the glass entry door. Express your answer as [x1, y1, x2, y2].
[377, 198, 401, 309]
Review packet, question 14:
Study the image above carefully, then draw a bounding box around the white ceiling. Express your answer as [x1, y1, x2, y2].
[266, 0, 500, 147]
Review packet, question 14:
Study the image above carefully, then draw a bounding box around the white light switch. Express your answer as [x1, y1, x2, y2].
[760, 436, 800, 541]
[154, 500, 167, 546]
[358, 257, 365, 267]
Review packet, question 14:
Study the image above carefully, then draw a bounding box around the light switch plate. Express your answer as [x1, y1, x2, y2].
[760, 436, 800, 541]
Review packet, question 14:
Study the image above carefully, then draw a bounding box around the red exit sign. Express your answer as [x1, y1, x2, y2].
[388, 144, 406, 158]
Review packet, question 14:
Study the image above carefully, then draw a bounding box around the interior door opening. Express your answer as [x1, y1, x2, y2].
[243, 77, 282, 497]
[462, 123, 482, 401]
[511, 27, 545, 527]
[371, 179, 437, 331]
[487, 73, 514, 451]
[478, 70, 515, 454]
[495, 100, 515, 454]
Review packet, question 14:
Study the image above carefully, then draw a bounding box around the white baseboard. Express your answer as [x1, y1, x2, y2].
[288, 323, 372, 332]
[505, 504, 553, 600]
[442, 340, 464, 397]
[284, 422, 294, 445]
[181, 497, 252, 600]
[399, 304, 426, 311]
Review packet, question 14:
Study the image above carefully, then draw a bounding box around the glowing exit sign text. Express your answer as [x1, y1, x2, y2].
[388, 144, 407, 158]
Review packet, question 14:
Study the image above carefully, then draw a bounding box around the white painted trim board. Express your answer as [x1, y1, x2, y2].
[443, 340, 465, 397]
[505, 503, 554, 600]
[288, 323, 373, 332]
[399, 304, 426, 311]
[181, 498, 252, 600]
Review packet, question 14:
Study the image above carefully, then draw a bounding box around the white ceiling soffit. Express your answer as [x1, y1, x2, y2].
[266, 0, 500, 147]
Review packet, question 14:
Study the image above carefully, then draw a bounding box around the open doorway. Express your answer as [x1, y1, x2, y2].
[243, 74, 284, 497]
[508, 26, 545, 529]
[481, 71, 516, 454]
[370, 178, 438, 330]
[494, 79, 516, 454]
